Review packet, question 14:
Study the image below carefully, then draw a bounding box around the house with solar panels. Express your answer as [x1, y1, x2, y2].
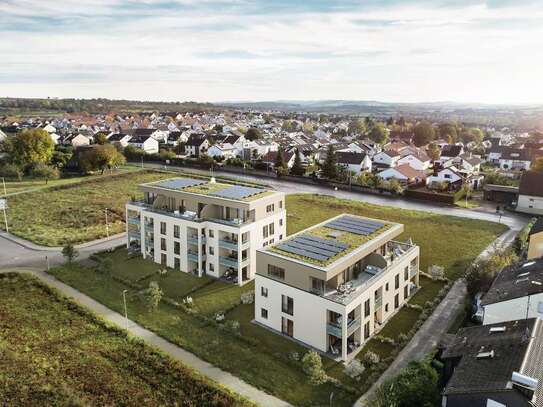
[125, 177, 286, 285]
[255, 214, 420, 361]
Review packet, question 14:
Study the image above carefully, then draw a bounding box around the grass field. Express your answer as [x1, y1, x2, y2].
[0, 273, 253, 407]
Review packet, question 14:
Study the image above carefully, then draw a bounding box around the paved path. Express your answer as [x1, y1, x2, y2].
[354, 226, 519, 406]
[1, 267, 291, 407]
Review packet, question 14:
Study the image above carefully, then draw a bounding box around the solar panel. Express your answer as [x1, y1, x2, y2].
[276, 234, 350, 262]
[154, 178, 206, 190]
[297, 234, 349, 250]
[326, 215, 384, 236]
[210, 185, 264, 200]
[276, 243, 329, 262]
[286, 240, 337, 257]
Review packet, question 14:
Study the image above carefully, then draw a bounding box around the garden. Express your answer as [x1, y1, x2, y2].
[0, 272, 253, 407]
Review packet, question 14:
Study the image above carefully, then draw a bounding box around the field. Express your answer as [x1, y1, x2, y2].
[0, 273, 253, 407]
[46, 193, 507, 406]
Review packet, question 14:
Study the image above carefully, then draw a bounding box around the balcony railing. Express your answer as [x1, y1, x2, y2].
[219, 239, 239, 250]
[187, 252, 205, 262]
[127, 217, 141, 226]
[219, 256, 248, 269]
[375, 296, 383, 309]
[409, 266, 418, 278]
[326, 318, 360, 338]
[327, 323, 342, 338]
[188, 236, 206, 245]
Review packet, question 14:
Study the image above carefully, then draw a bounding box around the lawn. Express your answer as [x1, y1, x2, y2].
[0, 272, 253, 407]
[409, 275, 447, 307]
[3, 170, 174, 246]
[375, 307, 422, 341]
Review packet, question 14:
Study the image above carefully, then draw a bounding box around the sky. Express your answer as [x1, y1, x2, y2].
[1, 0, 543, 104]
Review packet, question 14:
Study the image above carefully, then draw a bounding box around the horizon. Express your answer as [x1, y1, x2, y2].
[2, 1, 543, 105]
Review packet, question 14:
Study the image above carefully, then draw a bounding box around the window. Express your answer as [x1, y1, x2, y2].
[404, 285, 409, 299]
[267, 265, 285, 280]
[279, 200, 283, 209]
[269, 222, 275, 235]
[261, 308, 268, 319]
[209, 263, 214, 272]
[364, 299, 370, 317]
[160, 222, 166, 235]
[174, 257, 180, 270]
[174, 241, 180, 255]
[279, 218, 283, 226]
[209, 246, 214, 255]
[385, 303, 389, 312]
[161, 238, 166, 251]
[444, 174, 451, 179]
[279, 234, 283, 240]
[394, 294, 399, 309]
[395, 274, 400, 290]
[266, 204, 275, 213]
[174, 225, 180, 239]
[404, 266, 409, 281]
[281, 317, 293, 337]
[209, 229, 214, 238]
[263, 225, 269, 238]
[385, 282, 389, 292]
[311, 278, 325, 294]
[161, 253, 167, 265]
[282, 295, 293, 315]
[364, 321, 370, 340]
[261, 286, 268, 297]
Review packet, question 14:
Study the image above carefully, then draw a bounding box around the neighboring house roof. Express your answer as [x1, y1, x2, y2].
[519, 171, 543, 197]
[481, 258, 543, 305]
[336, 151, 367, 165]
[442, 318, 542, 399]
[129, 134, 154, 143]
[392, 164, 426, 179]
[378, 149, 400, 158]
[501, 148, 532, 161]
[458, 153, 482, 166]
[186, 134, 208, 146]
[222, 135, 243, 145]
[108, 133, 131, 142]
[441, 144, 463, 157]
[132, 128, 155, 136]
[262, 150, 294, 164]
[529, 217, 543, 237]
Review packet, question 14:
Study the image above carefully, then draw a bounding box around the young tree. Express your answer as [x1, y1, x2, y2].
[301, 351, 327, 385]
[290, 149, 305, 176]
[7, 129, 55, 171]
[245, 127, 261, 141]
[274, 148, 288, 175]
[144, 281, 163, 311]
[427, 143, 441, 161]
[413, 121, 436, 147]
[32, 163, 60, 184]
[94, 133, 108, 145]
[321, 145, 338, 179]
[62, 243, 79, 264]
[369, 123, 389, 145]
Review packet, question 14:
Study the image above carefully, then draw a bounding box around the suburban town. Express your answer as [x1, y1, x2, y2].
[2, 1, 543, 407]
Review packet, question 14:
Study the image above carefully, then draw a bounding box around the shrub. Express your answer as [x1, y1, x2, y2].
[0, 163, 23, 180]
[240, 291, 254, 304]
[96, 257, 113, 275]
[301, 351, 327, 385]
[344, 359, 366, 379]
[144, 281, 163, 311]
[61, 243, 78, 263]
[363, 351, 380, 366]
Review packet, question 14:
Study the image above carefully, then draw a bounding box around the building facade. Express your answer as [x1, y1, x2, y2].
[254, 214, 420, 361]
[126, 177, 286, 285]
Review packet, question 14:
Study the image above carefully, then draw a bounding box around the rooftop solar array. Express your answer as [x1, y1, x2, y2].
[154, 178, 206, 190]
[210, 185, 264, 200]
[276, 234, 350, 262]
[326, 215, 384, 236]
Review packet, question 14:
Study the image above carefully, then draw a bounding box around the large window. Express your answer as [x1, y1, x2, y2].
[173, 225, 180, 239]
[281, 317, 293, 337]
[267, 264, 285, 280]
[282, 295, 293, 315]
[174, 241, 180, 255]
[266, 204, 275, 213]
[394, 293, 399, 309]
[161, 238, 166, 251]
[364, 299, 370, 317]
[395, 274, 400, 290]
[174, 257, 180, 270]
[161, 253, 167, 265]
[160, 222, 166, 235]
[404, 266, 409, 281]
[311, 277, 325, 294]
[261, 286, 268, 298]
[364, 321, 370, 340]
[261, 308, 268, 319]
[404, 285, 409, 300]
[262, 225, 269, 238]
[269, 222, 274, 235]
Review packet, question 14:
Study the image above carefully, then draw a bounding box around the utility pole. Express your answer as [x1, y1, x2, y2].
[122, 289, 129, 330]
[141, 155, 144, 168]
[105, 208, 109, 237]
[2, 177, 6, 196]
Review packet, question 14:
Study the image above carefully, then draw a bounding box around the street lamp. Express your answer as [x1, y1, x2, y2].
[122, 289, 129, 330]
[105, 208, 109, 238]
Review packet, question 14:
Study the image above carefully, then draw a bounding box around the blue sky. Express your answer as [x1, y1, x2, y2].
[1, 0, 542, 104]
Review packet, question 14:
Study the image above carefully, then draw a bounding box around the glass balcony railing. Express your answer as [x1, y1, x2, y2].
[326, 322, 342, 338]
[188, 236, 206, 245]
[327, 318, 361, 339]
[188, 252, 205, 262]
[375, 296, 383, 309]
[219, 256, 248, 269]
[127, 217, 141, 225]
[219, 239, 239, 250]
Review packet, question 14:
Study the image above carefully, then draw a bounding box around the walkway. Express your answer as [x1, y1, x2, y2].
[2, 267, 291, 407]
[354, 227, 519, 406]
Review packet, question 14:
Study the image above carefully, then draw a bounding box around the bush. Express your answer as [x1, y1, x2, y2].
[0, 163, 23, 180]
[61, 243, 78, 263]
[96, 257, 113, 275]
[363, 351, 380, 366]
[301, 351, 327, 385]
[144, 281, 163, 311]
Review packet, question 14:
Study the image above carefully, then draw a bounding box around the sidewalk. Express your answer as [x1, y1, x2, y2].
[2, 267, 291, 407]
[0, 231, 126, 251]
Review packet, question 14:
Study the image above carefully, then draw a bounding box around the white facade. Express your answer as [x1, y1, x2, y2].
[129, 137, 159, 154]
[482, 293, 543, 325]
[426, 168, 462, 186]
[373, 151, 399, 167]
[397, 154, 430, 171]
[517, 194, 543, 215]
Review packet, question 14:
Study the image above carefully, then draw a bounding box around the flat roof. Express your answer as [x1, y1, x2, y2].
[263, 213, 398, 268]
[141, 177, 277, 203]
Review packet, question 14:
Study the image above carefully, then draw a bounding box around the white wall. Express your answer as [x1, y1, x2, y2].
[483, 293, 543, 325]
[517, 195, 543, 215]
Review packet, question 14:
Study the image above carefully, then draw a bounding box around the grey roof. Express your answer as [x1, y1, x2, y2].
[443, 319, 540, 397]
[481, 258, 543, 305]
[336, 151, 367, 165]
[519, 171, 543, 197]
[530, 217, 543, 236]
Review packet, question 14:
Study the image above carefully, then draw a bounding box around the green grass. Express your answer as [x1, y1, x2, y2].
[376, 308, 421, 340]
[193, 281, 255, 316]
[0, 272, 253, 407]
[3, 170, 174, 246]
[409, 275, 447, 307]
[286, 194, 508, 279]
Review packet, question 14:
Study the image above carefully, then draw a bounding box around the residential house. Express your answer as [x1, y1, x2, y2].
[377, 164, 426, 185]
[108, 133, 132, 148]
[127, 134, 159, 154]
[261, 150, 295, 169]
[336, 152, 372, 174]
[426, 167, 463, 189]
[125, 177, 286, 286]
[499, 148, 532, 171]
[481, 257, 543, 325]
[441, 318, 543, 407]
[255, 214, 420, 361]
[528, 218, 543, 260]
[207, 143, 237, 159]
[185, 134, 209, 157]
[439, 144, 464, 164]
[517, 171, 543, 215]
[373, 150, 401, 169]
[70, 133, 91, 147]
[397, 149, 431, 171]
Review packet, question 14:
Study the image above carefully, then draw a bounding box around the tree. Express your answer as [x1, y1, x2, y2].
[32, 163, 60, 184]
[51, 149, 73, 169]
[7, 129, 55, 171]
[79, 144, 126, 174]
[465, 248, 518, 296]
[274, 147, 287, 174]
[438, 122, 458, 143]
[413, 121, 436, 147]
[532, 157, 543, 172]
[368, 123, 389, 145]
[321, 145, 338, 179]
[123, 145, 145, 160]
[245, 127, 261, 141]
[144, 281, 163, 311]
[301, 351, 327, 385]
[0, 163, 23, 181]
[290, 149, 305, 176]
[364, 116, 375, 131]
[427, 143, 441, 161]
[94, 133, 108, 145]
[372, 360, 440, 407]
[62, 243, 79, 264]
[460, 127, 484, 145]
[348, 119, 366, 136]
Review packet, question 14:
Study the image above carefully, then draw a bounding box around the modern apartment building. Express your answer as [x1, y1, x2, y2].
[255, 214, 420, 361]
[126, 177, 286, 285]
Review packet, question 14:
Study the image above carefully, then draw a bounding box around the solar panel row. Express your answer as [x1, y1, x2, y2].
[154, 178, 206, 190]
[326, 215, 384, 236]
[276, 234, 350, 262]
[298, 234, 349, 250]
[276, 243, 329, 262]
[210, 185, 264, 200]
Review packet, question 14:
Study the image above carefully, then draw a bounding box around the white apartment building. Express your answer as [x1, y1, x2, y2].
[255, 214, 420, 361]
[126, 177, 286, 285]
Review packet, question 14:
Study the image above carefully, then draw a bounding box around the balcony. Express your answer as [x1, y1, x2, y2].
[209, 218, 246, 227]
[188, 236, 206, 245]
[219, 256, 248, 269]
[127, 217, 141, 226]
[327, 322, 342, 338]
[128, 230, 140, 239]
[219, 239, 239, 250]
[409, 266, 418, 278]
[327, 318, 361, 339]
[188, 252, 205, 262]
[375, 295, 383, 310]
